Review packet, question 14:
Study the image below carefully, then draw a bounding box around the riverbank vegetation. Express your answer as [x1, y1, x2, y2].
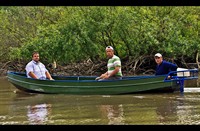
[0, 6, 199, 78]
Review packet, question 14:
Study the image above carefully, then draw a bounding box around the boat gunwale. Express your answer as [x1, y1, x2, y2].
[7, 75, 167, 88]
[7, 71, 167, 83]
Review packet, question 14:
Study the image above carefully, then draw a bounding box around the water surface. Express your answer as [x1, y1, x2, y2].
[0, 77, 200, 125]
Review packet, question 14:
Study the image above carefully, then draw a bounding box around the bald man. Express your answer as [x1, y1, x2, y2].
[96, 46, 123, 81]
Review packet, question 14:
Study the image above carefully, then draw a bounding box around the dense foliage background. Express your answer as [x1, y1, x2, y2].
[0, 6, 199, 75]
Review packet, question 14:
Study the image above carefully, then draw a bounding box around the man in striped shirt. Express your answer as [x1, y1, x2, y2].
[96, 46, 123, 81]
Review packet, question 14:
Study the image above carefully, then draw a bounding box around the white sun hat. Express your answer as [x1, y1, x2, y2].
[155, 53, 162, 57]
[106, 46, 114, 50]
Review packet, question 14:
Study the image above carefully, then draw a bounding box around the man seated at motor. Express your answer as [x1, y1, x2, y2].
[96, 46, 123, 81]
[25, 51, 54, 80]
[154, 53, 178, 77]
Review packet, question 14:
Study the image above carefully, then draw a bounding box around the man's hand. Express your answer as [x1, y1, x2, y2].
[49, 78, 54, 80]
[167, 75, 171, 79]
[95, 77, 101, 80]
[95, 73, 108, 80]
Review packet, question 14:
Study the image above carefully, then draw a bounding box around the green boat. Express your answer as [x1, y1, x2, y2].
[7, 69, 198, 95]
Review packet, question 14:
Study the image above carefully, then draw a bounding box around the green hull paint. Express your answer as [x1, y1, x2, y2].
[7, 72, 183, 95]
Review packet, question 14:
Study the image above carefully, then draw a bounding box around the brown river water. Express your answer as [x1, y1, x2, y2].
[0, 77, 200, 125]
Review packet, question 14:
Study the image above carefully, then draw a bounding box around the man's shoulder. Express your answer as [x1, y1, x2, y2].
[163, 60, 176, 66]
[163, 60, 171, 64]
[26, 61, 33, 66]
[38, 61, 45, 66]
[113, 55, 120, 59]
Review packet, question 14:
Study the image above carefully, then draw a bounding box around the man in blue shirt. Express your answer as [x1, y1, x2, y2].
[154, 53, 178, 75]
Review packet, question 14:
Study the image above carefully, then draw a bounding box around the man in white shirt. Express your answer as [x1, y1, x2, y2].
[25, 52, 54, 80]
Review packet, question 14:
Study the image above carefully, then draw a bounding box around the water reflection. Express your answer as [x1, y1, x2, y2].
[9, 93, 200, 125]
[1, 76, 200, 125]
[156, 98, 178, 123]
[175, 95, 200, 125]
[155, 94, 200, 125]
[27, 103, 51, 125]
[99, 104, 125, 125]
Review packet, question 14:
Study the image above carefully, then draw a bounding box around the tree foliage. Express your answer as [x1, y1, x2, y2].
[0, 6, 199, 72]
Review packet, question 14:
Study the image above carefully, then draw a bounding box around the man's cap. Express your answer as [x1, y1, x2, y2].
[106, 46, 114, 50]
[155, 53, 162, 57]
